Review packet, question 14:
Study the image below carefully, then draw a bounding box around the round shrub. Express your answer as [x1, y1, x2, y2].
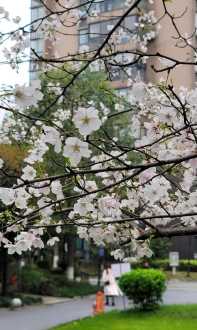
[119, 268, 166, 310]
[20, 266, 47, 294]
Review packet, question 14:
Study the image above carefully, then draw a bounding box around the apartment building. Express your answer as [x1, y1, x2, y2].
[29, 0, 45, 81]
[30, 0, 195, 88]
[30, 0, 145, 93]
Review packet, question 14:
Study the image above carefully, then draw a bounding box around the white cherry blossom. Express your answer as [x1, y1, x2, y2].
[74, 197, 94, 216]
[13, 80, 43, 109]
[0, 159, 4, 169]
[63, 137, 91, 165]
[0, 188, 15, 205]
[47, 237, 60, 246]
[21, 165, 36, 181]
[73, 106, 102, 136]
[51, 180, 64, 200]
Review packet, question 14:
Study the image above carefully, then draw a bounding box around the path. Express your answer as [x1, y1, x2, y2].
[1, 280, 197, 330]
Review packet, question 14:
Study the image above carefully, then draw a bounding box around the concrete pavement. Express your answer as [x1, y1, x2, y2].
[1, 280, 197, 330]
[163, 280, 197, 304]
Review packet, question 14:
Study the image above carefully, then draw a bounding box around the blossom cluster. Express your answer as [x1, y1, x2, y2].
[0, 1, 196, 261]
[0, 77, 196, 260]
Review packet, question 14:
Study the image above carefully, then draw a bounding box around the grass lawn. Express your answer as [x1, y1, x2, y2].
[165, 271, 197, 281]
[50, 305, 197, 330]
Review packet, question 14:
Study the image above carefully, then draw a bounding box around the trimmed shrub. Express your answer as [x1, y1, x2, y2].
[0, 297, 11, 308]
[131, 259, 197, 272]
[119, 269, 166, 310]
[20, 295, 42, 305]
[57, 281, 98, 298]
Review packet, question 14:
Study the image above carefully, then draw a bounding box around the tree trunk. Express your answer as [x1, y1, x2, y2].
[52, 243, 59, 270]
[66, 236, 75, 281]
[1, 248, 8, 296]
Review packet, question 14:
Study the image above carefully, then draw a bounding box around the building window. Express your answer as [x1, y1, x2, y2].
[30, 70, 39, 81]
[31, 6, 44, 21]
[89, 18, 119, 39]
[107, 61, 145, 82]
[79, 15, 137, 49]
[29, 60, 41, 81]
[89, 22, 101, 39]
[124, 15, 137, 31]
[30, 61, 38, 72]
[106, 0, 123, 11]
[81, 0, 125, 16]
[89, 0, 125, 14]
[79, 28, 89, 45]
[90, 0, 105, 14]
[31, 38, 44, 54]
[31, 0, 42, 8]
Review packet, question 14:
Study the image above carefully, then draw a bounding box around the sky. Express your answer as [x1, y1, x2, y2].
[0, 0, 30, 85]
[0, 0, 30, 120]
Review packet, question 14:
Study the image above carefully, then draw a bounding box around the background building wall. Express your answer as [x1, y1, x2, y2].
[147, 0, 196, 89]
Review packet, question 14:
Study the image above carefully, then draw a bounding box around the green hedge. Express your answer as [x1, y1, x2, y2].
[119, 269, 166, 310]
[20, 266, 98, 297]
[20, 266, 54, 295]
[132, 259, 197, 271]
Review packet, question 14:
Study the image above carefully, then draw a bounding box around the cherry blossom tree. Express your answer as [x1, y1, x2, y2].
[0, 0, 197, 261]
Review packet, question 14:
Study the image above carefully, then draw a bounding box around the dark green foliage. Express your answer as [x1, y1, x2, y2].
[0, 296, 11, 307]
[119, 269, 166, 310]
[20, 266, 49, 295]
[20, 266, 98, 297]
[56, 282, 98, 298]
[150, 238, 171, 259]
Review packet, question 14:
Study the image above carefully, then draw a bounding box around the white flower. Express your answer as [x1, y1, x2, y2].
[25, 142, 49, 164]
[0, 158, 4, 169]
[42, 126, 62, 153]
[7, 244, 17, 255]
[47, 237, 60, 246]
[7, 232, 44, 254]
[13, 16, 21, 24]
[129, 81, 147, 104]
[15, 240, 30, 254]
[63, 137, 91, 165]
[38, 197, 53, 216]
[98, 196, 121, 218]
[56, 226, 62, 234]
[73, 107, 102, 136]
[74, 197, 94, 216]
[74, 180, 97, 194]
[77, 227, 89, 240]
[111, 249, 125, 260]
[0, 188, 15, 205]
[13, 80, 43, 109]
[15, 188, 31, 209]
[51, 180, 64, 200]
[32, 238, 44, 249]
[21, 165, 36, 181]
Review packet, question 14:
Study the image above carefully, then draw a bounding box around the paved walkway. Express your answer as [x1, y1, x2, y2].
[1, 280, 197, 330]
